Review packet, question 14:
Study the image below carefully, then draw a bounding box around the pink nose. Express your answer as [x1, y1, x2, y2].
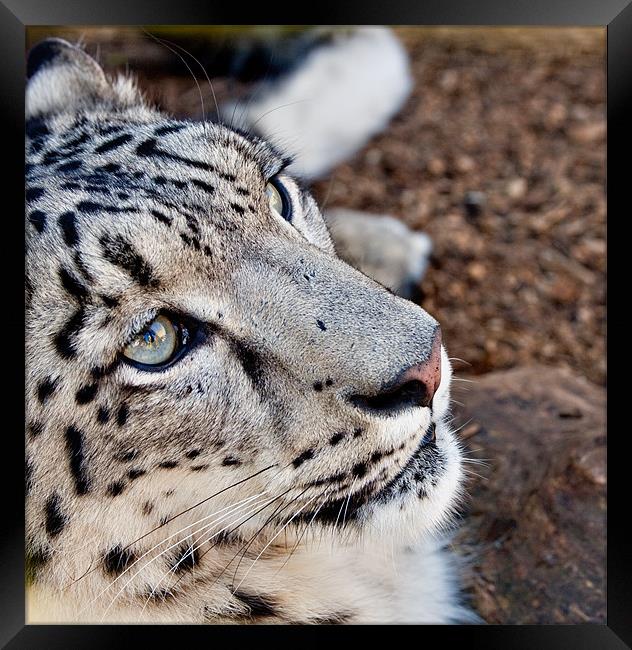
[394, 327, 442, 407]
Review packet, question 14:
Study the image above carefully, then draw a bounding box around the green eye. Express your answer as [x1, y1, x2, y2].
[266, 178, 292, 221]
[123, 315, 178, 367]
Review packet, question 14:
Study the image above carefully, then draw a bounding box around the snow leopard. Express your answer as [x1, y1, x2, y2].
[25, 30, 473, 624]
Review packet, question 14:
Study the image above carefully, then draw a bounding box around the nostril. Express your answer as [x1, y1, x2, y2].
[350, 379, 433, 414]
[349, 326, 442, 416]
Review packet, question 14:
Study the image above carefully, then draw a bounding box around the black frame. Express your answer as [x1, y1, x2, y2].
[2, 0, 627, 647]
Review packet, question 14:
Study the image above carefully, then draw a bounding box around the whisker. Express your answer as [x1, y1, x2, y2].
[66, 464, 276, 589]
[232, 490, 323, 592]
[81, 491, 270, 620]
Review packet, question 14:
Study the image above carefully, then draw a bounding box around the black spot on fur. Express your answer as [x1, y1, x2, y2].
[65, 425, 90, 495]
[53, 307, 85, 359]
[45, 493, 65, 537]
[316, 319, 327, 331]
[154, 123, 186, 136]
[235, 187, 250, 196]
[100, 234, 159, 287]
[329, 432, 345, 446]
[76, 383, 98, 404]
[27, 38, 66, 78]
[158, 461, 178, 469]
[353, 428, 363, 438]
[26, 187, 45, 202]
[107, 481, 125, 496]
[292, 449, 315, 468]
[96, 162, 121, 173]
[100, 294, 119, 308]
[37, 377, 59, 404]
[171, 543, 199, 574]
[149, 209, 172, 227]
[233, 590, 278, 618]
[95, 133, 133, 154]
[222, 456, 241, 467]
[96, 406, 110, 424]
[191, 179, 215, 194]
[128, 468, 146, 480]
[29, 421, 44, 438]
[57, 211, 79, 247]
[325, 378, 334, 387]
[185, 449, 201, 459]
[91, 360, 120, 380]
[59, 267, 89, 302]
[142, 501, 154, 515]
[230, 202, 245, 215]
[229, 339, 264, 392]
[57, 160, 83, 173]
[26, 116, 50, 139]
[313, 381, 323, 392]
[117, 403, 129, 427]
[103, 545, 135, 575]
[28, 210, 47, 233]
[351, 462, 367, 478]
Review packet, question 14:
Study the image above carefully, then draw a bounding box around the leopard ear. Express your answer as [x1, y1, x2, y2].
[26, 38, 143, 118]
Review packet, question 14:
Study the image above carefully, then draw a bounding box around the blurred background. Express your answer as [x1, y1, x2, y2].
[26, 26, 606, 624]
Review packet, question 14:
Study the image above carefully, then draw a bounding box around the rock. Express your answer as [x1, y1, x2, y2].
[463, 191, 486, 218]
[451, 365, 605, 624]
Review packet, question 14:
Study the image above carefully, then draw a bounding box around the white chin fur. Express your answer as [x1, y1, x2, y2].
[227, 27, 412, 181]
[364, 348, 463, 546]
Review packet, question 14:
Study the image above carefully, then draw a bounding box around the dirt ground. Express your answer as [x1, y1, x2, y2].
[312, 28, 606, 385]
[27, 26, 606, 385]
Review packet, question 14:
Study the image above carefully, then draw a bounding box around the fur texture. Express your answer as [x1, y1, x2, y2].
[25, 35, 471, 624]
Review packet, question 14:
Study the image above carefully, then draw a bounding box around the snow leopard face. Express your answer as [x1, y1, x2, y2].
[25, 38, 463, 621]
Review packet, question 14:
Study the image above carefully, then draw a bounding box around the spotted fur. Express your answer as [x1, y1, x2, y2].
[25, 36, 474, 624]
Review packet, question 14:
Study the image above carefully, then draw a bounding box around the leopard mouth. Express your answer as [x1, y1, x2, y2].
[296, 421, 440, 527]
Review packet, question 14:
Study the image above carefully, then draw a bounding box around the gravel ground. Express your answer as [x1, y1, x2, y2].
[27, 27, 606, 385]
[312, 28, 606, 385]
